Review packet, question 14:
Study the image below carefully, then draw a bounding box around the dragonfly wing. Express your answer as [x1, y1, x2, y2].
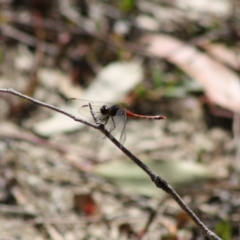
[67, 98, 104, 111]
[118, 111, 126, 145]
[109, 108, 127, 145]
[67, 98, 112, 122]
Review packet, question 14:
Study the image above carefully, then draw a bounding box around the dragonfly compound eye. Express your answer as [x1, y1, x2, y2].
[100, 105, 109, 115]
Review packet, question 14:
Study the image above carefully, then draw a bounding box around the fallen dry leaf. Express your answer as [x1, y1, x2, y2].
[143, 34, 240, 114]
[202, 42, 240, 70]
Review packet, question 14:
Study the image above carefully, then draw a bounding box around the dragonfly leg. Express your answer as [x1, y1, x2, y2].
[101, 116, 110, 125]
[99, 115, 115, 132]
[88, 103, 100, 124]
[109, 116, 116, 132]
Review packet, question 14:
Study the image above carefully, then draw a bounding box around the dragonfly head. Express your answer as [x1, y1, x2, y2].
[100, 105, 109, 115]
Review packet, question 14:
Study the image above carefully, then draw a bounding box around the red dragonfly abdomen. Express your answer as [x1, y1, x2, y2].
[125, 109, 166, 120]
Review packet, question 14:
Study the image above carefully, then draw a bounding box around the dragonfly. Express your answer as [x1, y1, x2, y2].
[68, 98, 166, 145]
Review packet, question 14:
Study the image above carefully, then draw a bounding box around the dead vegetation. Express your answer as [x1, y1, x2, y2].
[0, 0, 240, 239]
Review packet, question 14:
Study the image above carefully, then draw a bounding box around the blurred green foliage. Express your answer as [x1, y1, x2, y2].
[150, 65, 203, 98]
[215, 220, 232, 240]
[119, 0, 136, 12]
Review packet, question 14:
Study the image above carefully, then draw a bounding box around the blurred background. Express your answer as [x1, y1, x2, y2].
[0, 0, 240, 239]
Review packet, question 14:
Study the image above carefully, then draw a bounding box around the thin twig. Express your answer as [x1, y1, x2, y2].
[0, 88, 96, 128]
[0, 131, 105, 163]
[0, 88, 222, 240]
[0, 204, 37, 217]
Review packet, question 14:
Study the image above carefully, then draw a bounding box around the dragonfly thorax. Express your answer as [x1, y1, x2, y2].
[100, 104, 119, 116]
